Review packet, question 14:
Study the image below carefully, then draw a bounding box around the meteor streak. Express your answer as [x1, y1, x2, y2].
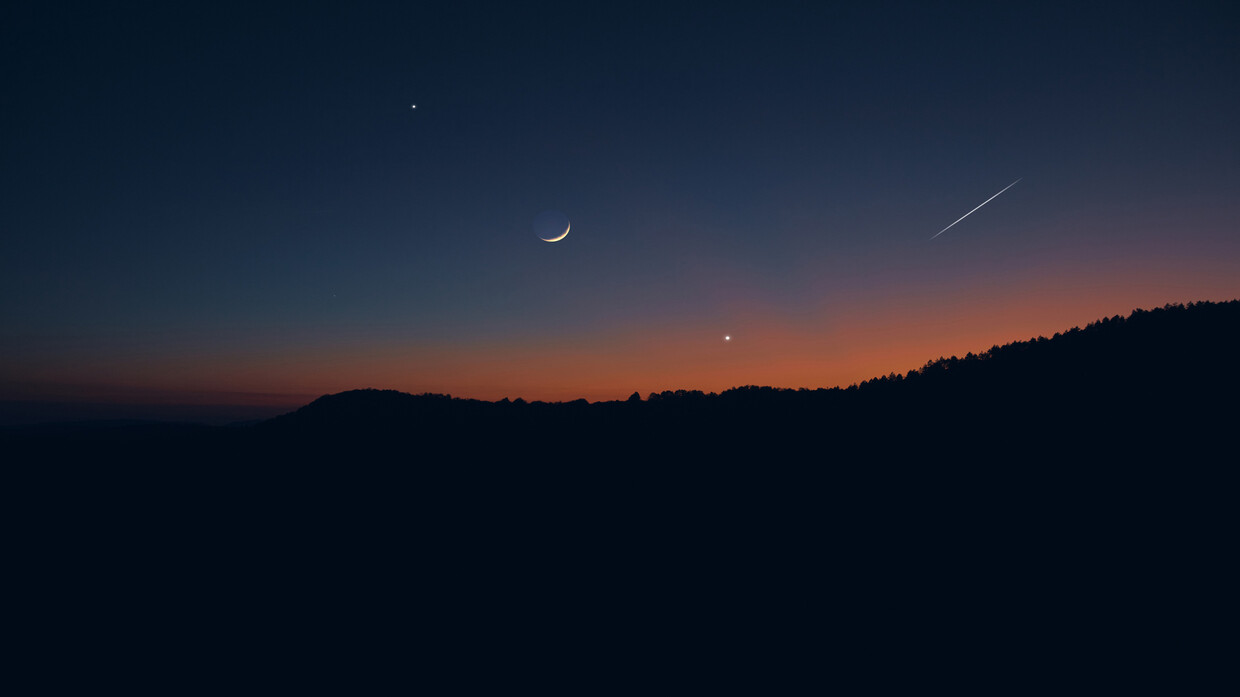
[930, 178, 1021, 240]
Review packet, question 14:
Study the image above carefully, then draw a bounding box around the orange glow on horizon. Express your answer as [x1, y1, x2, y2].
[12, 288, 1234, 409]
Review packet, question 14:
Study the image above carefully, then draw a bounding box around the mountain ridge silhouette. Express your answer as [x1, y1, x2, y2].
[246, 299, 1236, 463]
[8, 301, 1235, 675]
[276, 299, 1236, 404]
[6, 299, 1236, 463]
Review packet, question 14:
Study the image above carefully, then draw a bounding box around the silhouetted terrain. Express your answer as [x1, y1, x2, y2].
[7, 301, 1236, 683]
[6, 300, 1238, 464]
[264, 299, 1238, 460]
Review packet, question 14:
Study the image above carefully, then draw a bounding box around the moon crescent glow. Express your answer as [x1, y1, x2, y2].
[533, 210, 571, 242]
[543, 222, 570, 242]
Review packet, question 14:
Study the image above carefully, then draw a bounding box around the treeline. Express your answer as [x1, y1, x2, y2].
[241, 300, 1237, 463]
[646, 300, 1237, 399]
[7, 300, 1236, 464]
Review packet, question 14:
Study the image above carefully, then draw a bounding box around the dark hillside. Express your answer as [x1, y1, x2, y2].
[6, 300, 1235, 464]
[247, 300, 1239, 464]
[7, 302, 1236, 683]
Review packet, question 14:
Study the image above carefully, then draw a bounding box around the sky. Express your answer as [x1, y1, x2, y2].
[2, 1, 1238, 419]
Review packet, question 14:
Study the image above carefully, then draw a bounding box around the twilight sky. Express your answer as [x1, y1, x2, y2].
[2, 1, 1238, 415]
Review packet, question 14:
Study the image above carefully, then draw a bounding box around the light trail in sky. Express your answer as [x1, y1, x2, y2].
[931, 179, 1022, 240]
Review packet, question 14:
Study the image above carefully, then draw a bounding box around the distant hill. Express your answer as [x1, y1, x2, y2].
[251, 300, 1238, 463]
[5, 300, 1236, 463]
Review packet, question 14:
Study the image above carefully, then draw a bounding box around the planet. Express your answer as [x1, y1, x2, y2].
[533, 210, 571, 242]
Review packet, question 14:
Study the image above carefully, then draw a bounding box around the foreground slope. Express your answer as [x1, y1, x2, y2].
[7, 303, 1236, 682]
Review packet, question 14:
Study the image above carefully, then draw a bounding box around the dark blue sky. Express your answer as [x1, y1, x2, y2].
[3, 1, 1237, 410]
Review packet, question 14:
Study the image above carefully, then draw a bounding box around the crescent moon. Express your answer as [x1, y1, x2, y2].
[533, 210, 571, 242]
[542, 222, 570, 243]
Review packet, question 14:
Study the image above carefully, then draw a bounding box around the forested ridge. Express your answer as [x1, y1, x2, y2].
[7, 302, 1235, 680]
[252, 300, 1237, 463]
[7, 300, 1237, 463]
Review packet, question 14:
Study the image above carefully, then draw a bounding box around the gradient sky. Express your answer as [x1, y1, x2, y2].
[3, 1, 1238, 416]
